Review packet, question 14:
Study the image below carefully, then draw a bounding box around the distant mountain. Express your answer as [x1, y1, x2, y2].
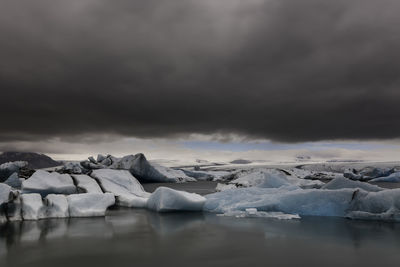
[0, 152, 61, 169]
[230, 159, 252, 164]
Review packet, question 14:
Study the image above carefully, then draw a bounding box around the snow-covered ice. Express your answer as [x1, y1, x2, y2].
[22, 170, 77, 197]
[147, 187, 206, 212]
[73, 174, 103, 193]
[0, 161, 27, 180]
[322, 177, 384, 192]
[67, 193, 115, 217]
[91, 169, 150, 207]
[21, 194, 46, 220]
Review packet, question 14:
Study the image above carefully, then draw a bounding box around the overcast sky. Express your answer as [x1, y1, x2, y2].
[1, 0, 400, 161]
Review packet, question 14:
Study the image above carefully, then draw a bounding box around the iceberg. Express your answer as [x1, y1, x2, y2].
[0, 161, 27, 181]
[224, 169, 323, 190]
[204, 186, 400, 221]
[147, 187, 206, 212]
[3, 172, 24, 189]
[91, 169, 150, 207]
[370, 172, 400, 183]
[0, 183, 12, 204]
[21, 193, 46, 220]
[72, 174, 103, 193]
[322, 177, 384, 192]
[109, 154, 194, 183]
[67, 193, 115, 217]
[6, 191, 22, 221]
[45, 194, 69, 218]
[22, 170, 77, 197]
[0, 183, 12, 223]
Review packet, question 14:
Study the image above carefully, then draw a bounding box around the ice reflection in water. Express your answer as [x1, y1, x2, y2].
[0, 208, 400, 267]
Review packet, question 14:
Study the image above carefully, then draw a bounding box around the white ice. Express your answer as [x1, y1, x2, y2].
[73, 174, 103, 193]
[45, 194, 69, 218]
[91, 169, 150, 207]
[322, 177, 384, 192]
[21, 193, 46, 220]
[67, 193, 115, 217]
[4, 172, 24, 189]
[147, 187, 206, 212]
[370, 172, 400, 183]
[22, 170, 77, 197]
[204, 187, 400, 221]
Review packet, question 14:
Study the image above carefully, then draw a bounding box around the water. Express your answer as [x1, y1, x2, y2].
[1, 208, 400, 267]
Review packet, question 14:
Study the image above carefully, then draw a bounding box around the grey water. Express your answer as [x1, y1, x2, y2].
[1, 208, 400, 267]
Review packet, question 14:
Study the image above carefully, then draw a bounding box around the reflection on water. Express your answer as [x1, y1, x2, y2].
[1, 208, 400, 267]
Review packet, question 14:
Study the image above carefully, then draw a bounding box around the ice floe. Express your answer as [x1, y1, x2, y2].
[67, 193, 115, 217]
[219, 208, 300, 220]
[147, 187, 206, 212]
[22, 170, 77, 197]
[21, 193, 46, 220]
[45, 194, 69, 218]
[204, 186, 400, 221]
[0, 161, 27, 181]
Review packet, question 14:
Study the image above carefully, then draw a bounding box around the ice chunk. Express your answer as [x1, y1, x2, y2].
[110, 154, 194, 183]
[6, 191, 22, 221]
[204, 186, 400, 221]
[45, 194, 69, 218]
[72, 174, 103, 193]
[147, 187, 206, 212]
[216, 183, 237, 192]
[67, 193, 115, 217]
[0, 183, 12, 223]
[21, 193, 46, 220]
[60, 162, 84, 174]
[4, 172, 24, 189]
[219, 208, 300, 220]
[91, 169, 150, 207]
[97, 154, 106, 163]
[322, 177, 384, 192]
[228, 169, 323, 190]
[22, 170, 77, 197]
[0, 161, 27, 181]
[91, 169, 150, 208]
[370, 172, 400, 183]
[0, 183, 12, 204]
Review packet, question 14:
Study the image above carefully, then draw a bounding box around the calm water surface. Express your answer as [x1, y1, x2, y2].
[1, 208, 400, 267]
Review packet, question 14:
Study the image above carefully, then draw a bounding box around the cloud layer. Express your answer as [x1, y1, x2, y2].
[1, 0, 400, 143]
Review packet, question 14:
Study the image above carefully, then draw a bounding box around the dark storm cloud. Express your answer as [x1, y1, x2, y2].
[1, 0, 400, 143]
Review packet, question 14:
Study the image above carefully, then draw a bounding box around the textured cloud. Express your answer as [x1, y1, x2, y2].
[1, 0, 400, 143]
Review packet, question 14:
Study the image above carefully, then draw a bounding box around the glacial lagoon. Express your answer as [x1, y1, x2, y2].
[1, 207, 400, 267]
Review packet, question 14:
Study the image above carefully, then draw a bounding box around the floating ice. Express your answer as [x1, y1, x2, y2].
[3, 172, 24, 189]
[22, 170, 77, 197]
[0, 183, 12, 204]
[204, 186, 400, 221]
[219, 208, 300, 220]
[0, 161, 27, 181]
[370, 172, 400, 183]
[225, 169, 323, 190]
[21, 193, 46, 220]
[147, 187, 206, 212]
[67, 193, 115, 217]
[6, 191, 22, 221]
[322, 177, 384, 192]
[73, 174, 103, 193]
[91, 169, 150, 207]
[45, 194, 69, 218]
